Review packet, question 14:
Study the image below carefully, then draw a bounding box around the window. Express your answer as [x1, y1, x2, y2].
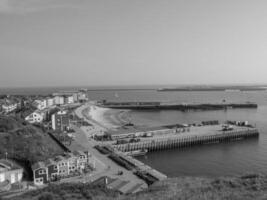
[0, 173, 5, 182]
[39, 169, 46, 175]
[54, 166, 57, 170]
[18, 173, 23, 181]
[36, 177, 43, 183]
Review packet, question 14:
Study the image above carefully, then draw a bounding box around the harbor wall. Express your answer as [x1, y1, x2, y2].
[114, 129, 259, 152]
[101, 102, 258, 110]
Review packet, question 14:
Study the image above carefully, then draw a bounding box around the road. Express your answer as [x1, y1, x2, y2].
[66, 103, 147, 188]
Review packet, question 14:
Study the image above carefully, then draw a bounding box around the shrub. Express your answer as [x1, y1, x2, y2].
[38, 192, 54, 200]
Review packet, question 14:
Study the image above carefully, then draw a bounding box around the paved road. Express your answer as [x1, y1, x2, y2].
[68, 103, 147, 187]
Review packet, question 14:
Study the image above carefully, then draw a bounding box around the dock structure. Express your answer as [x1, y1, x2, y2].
[116, 151, 167, 180]
[100, 101, 258, 110]
[112, 125, 259, 152]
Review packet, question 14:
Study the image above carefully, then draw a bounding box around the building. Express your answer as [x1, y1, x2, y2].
[32, 162, 48, 186]
[0, 159, 23, 192]
[52, 90, 88, 103]
[65, 153, 77, 174]
[44, 159, 58, 182]
[46, 98, 55, 107]
[54, 155, 69, 177]
[77, 92, 88, 102]
[51, 110, 70, 131]
[66, 96, 74, 104]
[2, 103, 17, 113]
[74, 151, 88, 171]
[54, 96, 64, 105]
[32, 151, 91, 185]
[33, 100, 47, 110]
[25, 110, 45, 123]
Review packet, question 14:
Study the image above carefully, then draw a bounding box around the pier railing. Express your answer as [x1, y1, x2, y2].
[113, 129, 259, 152]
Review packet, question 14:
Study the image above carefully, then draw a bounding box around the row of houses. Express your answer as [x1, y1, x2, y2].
[0, 151, 92, 191]
[52, 91, 88, 103]
[33, 91, 88, 111]
[33, 96, 74, 111]
[1, 102, 18, 113]
[32, 151, 91, 185]
[25, 109, 71, 132]
[24, 90, 87, 124]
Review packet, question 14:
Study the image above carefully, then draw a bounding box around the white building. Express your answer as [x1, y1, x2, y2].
[34, 100, 47, 110]
[67, 96, 74, 104]
[51, 110, 69, 131]
[0, 159, 23, 192]
[2, 103, 17, 113]
[77, 92, 88, 101]
[25, 111, 44, 123]
[46, 98, 54, 107]
[54, 96, 64, 105]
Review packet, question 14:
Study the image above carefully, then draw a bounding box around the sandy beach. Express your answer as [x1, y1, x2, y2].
[88, 104, 129, 130]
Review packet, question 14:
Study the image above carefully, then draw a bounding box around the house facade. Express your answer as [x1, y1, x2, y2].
[32, 151, 90, 185]
[51, 110, 70, 131]
[54, 96, 64, 105]
[66, 96, 74, 104]
[0, 159, 23, 192]
[2, 103, 17, 113]
[32, 162, 48, 186]
[34, 100, 47, 110]
[46, 98, 55, 107]
[45, 159, 58, 182]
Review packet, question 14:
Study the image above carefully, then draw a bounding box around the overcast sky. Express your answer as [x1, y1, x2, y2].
[0, 0, 267, 87]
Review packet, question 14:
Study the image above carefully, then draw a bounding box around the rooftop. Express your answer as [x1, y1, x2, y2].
[0, 159, 22, 172]
[32, 161, 46, 171]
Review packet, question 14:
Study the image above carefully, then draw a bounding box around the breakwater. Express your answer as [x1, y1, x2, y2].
[100, 101, 257, 110]
[113, 128, 259, 152]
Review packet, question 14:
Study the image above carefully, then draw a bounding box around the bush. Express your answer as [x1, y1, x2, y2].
[38, 192, 54, 200]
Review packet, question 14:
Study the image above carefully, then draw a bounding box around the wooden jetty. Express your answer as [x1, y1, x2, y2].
[113, 125, 259, 152]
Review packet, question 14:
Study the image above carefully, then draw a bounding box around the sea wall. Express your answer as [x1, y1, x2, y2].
[114, 129, 259, 152]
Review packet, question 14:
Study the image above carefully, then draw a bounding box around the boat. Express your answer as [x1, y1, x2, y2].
[125, 149, 148, 157]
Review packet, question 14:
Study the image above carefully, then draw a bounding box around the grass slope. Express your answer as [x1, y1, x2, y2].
[11, 174, 267, 200]
[0, 115, 64, 164]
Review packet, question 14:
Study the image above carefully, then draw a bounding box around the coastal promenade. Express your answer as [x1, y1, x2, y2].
[70, 103, 148, 192]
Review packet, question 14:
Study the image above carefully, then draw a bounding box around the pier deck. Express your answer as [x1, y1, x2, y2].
[112, 125, 259, 152]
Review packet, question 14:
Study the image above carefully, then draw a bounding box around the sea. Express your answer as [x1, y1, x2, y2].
[1, 87, 267, 178]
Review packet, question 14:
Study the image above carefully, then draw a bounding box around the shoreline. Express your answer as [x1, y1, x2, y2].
[87, 104, 130, 130]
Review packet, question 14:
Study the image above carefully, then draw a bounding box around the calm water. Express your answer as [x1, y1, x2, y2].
[87, 89, 267, 177]
[1, 87, 267, 177]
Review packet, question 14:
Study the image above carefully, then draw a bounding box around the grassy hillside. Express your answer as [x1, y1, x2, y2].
[11, 174, 267, 200]
[0, 115, 64, 164]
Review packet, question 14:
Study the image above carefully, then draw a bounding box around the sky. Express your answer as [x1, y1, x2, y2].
[0, 0, 267, 87]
